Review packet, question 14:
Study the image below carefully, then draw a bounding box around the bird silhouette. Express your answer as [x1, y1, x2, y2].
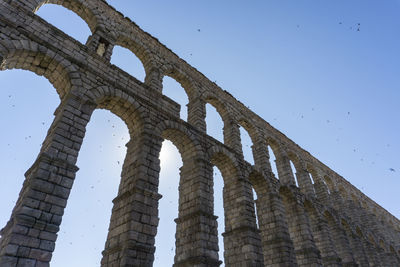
[389, 168, 396, 172]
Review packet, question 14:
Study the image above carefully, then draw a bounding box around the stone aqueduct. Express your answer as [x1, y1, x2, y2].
[0, 0, 399, 266]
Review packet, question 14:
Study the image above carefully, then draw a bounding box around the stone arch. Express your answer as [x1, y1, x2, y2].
[208, 146, 240, 181]
[248, 169, 271, 196]
[89, 86, 146, 138]
[0, 39, 80, 99]
[279, 186, 323, 265]
[369, 234, 377, 247]
[33, 0, 102, 33]
[324, 175, 335, 193]
[324, 210, 357, 264]
[237, 118, 260, 164]
[204, 95, 232, 130]
[306, 163, 332, 202]
[286, 150, 303, 185]
[265, 136, 283, 157]
[208, 145, 264, 265]
[114, 33, 155, 82]
[341, 218, 370, 266]
[286, 150, 302, 171]
[162, 65, 199, 102]
[204, 95, 240, 151]
[304, 200, 340, 266]
[305, 162, 318, 184]
[155, 120, 204, 161]
[238, 118, 259, 147]
[266, 137, 283, 168]
[356, 226, 363, 238]
[341, 218, 352, 233]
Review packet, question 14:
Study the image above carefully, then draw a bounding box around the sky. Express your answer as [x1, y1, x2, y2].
[0, 1, 399, 266]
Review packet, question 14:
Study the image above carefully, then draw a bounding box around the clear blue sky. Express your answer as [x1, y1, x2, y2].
[1, 1, 399, 266]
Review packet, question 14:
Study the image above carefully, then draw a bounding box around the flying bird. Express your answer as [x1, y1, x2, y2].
[389, 168, 396, 172]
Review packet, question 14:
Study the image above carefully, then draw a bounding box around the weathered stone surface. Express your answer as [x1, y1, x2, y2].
[0, 0, 399, 266]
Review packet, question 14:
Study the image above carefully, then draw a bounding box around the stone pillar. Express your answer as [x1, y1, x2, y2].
[275, 155, 296, 186]
[295, 169, 316, 198]
[341, 223, 370, 267]
[250, 144, 298, 266]
[362, 240, 380, 266]
[223, 120, 242, 155]
[144, 67, 163, 92]
[348, 234, 369, 267]
[329, 191, 344, 212]
[251, 139, 273, 174]
[313, 179, 332, 206]
[255, 189, 298, 266]
[305, 208, 341, 266]
[0, 94, 95, 267]
[385, 251, 400, 266]
[377, 248, 391, 267]
[101, 131, 163, 267]
[280, 188, 322, 266]
[187, 97, 206, 133]
[325, 217, 357, 266]
[222, 176, 264, 266]
[174, 158, 220, 266]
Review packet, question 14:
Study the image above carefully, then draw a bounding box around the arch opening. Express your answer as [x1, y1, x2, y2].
[162, 76, 189, 120]
[324, 176, 335, 194]
[154, 140, 182, 266]
[205, 102, 224, 143]
[289, 160, 299, 187]
[36, 3, 92, 44]
[267, 145, 279, 180]
[0, 46, 75, 99]
[110, 45, 146, 82]
[209, 149, 244, 266]
[248, 170, 270, 235]
[0, 69, 60, 236]
[307, 171, 317, 195]
[213, 166, 225, 266]
[252, 188, 260, 229]
[51, 109, 129, 266]
[239, 125, 254, 165]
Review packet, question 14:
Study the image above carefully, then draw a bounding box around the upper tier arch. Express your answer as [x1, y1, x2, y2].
[33, 0, 102, 33]
[0, 39, 79, 99]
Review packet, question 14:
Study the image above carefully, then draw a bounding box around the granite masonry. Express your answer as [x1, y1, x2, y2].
[0, 0, 399, 266]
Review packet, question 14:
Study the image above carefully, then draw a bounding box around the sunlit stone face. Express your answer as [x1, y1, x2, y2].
[96, 42, 106, 57]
